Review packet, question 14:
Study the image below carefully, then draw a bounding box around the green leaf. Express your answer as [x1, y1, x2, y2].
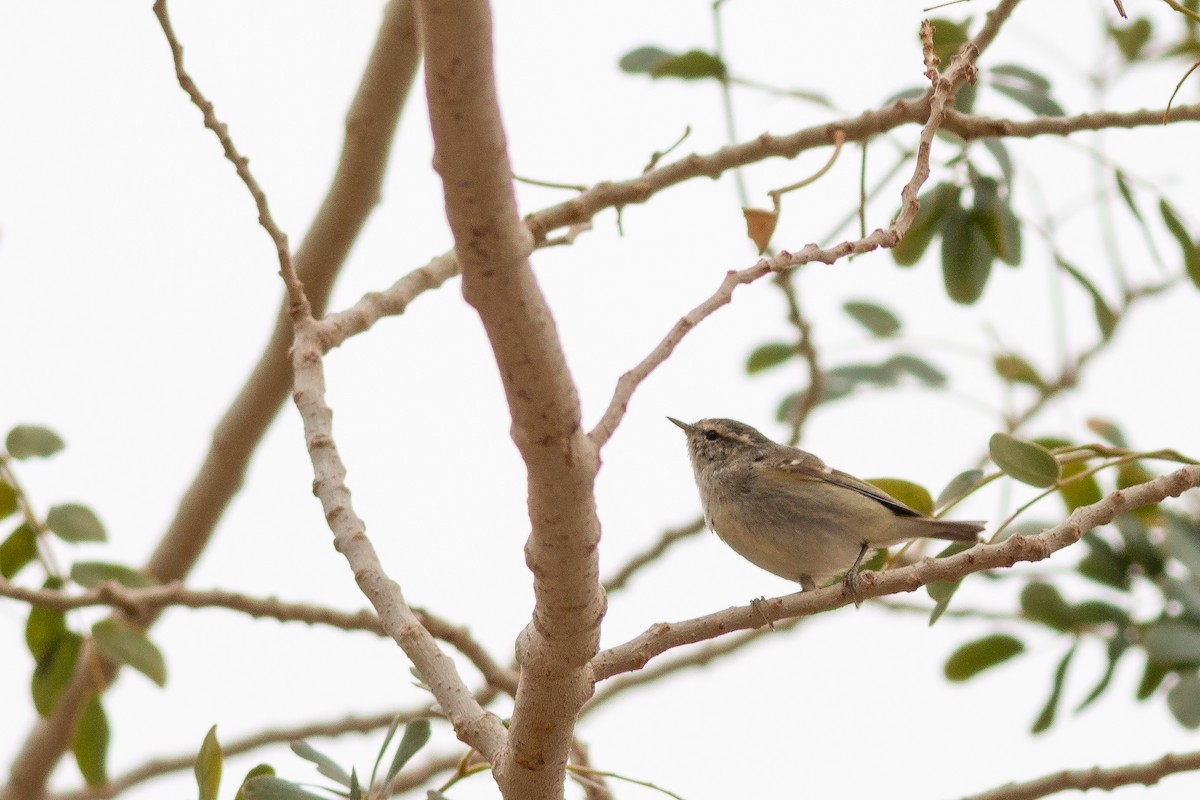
[745, 342, 794, 375]
[1114, 171, 1146, 225]
[6, 425, 65, 459]
[990, 64, 1052, 91]
[1020, 582, 1076, 632]
[1145, 618, 1200, 665]
[1086, 418, 1128, 448]
[843, 301, 900, 337]
[980, 138, 1014, 188]
[882, 354, 947, 386]
[32, 632, 82, 716]
[941, 207, 994, 304]
[1167, 514, 1200, 576]
[989, 82, 1066, 116]
[927, 579, 962, 625]
[944, 633, 1025, 681]
[1137, 658, 1170, 700]
[936, 470, 983, 509]
[92, 619, 167, 686]
[348, 769, 361, 800]
[234, 765, 276, 800]
[1058, 460, 1103, 513]
[1118, 462, 1161, 524]
[195, 726, 222, 800]
[617, 46, 673, 74]
[1166, 578, 1200, 623]
[989, 433, 1060, 488]
[25, 583, 67, 660]
[929, 18, 969, 65]
[650, 50, 726, 81]
[290, 741, 352, 788]
[1, 523, 38, 579]
[385, 719, 432, 786]
[46, 504, 106, 543]
[866, 478, 933, 515]
[1168, 672, 1200, 728]
[1072, 600, 1129, 627]
[1159, 199, 1200, 290]
[371, 715, 404, 789]
[1077, 532, 1131, 590]
[1115, 514, 1164, 577]
[71, 694, 110, 788]
[0, 481, 17, 519]
[1057, 258, 1117, 340]
[241, 776, 331, 800]
[993, 354, 1044, 388]
[70, 561, 152, 589]
[894, 183, 960, 266]
[1032, 644, 1077, 734]
[1076, 636, 1128, 712]
[1109, 18, 1153, 61]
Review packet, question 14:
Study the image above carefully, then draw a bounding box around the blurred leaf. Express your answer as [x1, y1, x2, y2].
[1168, 672, 1200, 728]
[1167, 513, 1200, 576]
[1057, 460, 1103, 512]
[1114, 171, 1146, 225]
[1020, 582, 1076, 632]
[843, 301, 900, 337]
[945, 633, 1024, 681]
[1159, 199, 1200, 290]
[290, 741, 351, 788]
[742, 207, 778, 254]
[651, 50, 726, 80]
[929, 18, 969, 65]
[32, 632, 82, 716]
[927, 579, 962, 625]
[46, 504, 106, 543]
[942, 207, 995, 304]
[0, 481, 17, 519]
[1073, 600, 1129, 627]
[234, 766, 276, 800]
[1087, 418, 1129, 448]
[1077, 636, 1129, 712]
[1, 523, 38, 579]
[993, 354, 1044, 388]
[92, 619, 167, 686]
[971, 176, 1016, 264]
[894, 183, 960, 266]
[1032, 644, 1077, 733]
[989, 433, 1060, 487]
[1119, 461, 1162, 524]
[1078, 532, 1131, 590]
[241, 776, 331, 800]
[25, 583, 67, 659]
[349, 769, 361, 800]
[618, 46, 673, 74]
[1138, 659, 1170, 700]
[71, 694, 109, 788]
[385, 719, 432, 786]
[1109, 18, 1153, 61]
[1146, 618, 1200, 665]
[371, 715, 405, 789]
[827, 363, 896, 387]
[1115, 514, 1164, 577]
[980, 138, 1014, 188]
[866, 478, 933, 515]
[936, 469, 984, 508]
[883, 354, 947, 386]
[70, 561, 152, 589]
[6, 425, 65, 459]
[745, 342, 794, 375]
[990, 81, 1066, 116]
[195, 726, 222, 800]
[1167, 577, 1200, 623]
[990, 64, 1052, 91]
[1057, 258, 1117, 340]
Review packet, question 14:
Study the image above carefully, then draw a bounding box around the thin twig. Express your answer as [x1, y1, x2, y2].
[961, 749, 1200, 800]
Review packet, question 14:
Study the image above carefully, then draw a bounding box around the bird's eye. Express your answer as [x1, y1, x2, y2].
[704, 430, 719, 441]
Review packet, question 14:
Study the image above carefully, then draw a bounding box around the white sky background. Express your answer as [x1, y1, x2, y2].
[3, 1, 1200, 798]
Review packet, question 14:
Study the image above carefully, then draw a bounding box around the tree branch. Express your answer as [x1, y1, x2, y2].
[1, 4, 422, 797]
[961, 749, 1200, 800]
[591, 466, 1200, 681]
[601, 517, 706, 594]
[414, 1, 604, 797]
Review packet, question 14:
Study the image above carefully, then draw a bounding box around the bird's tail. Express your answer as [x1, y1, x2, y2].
[901, 517, 986, 542]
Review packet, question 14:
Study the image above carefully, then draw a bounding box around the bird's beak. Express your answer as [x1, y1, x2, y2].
[666, 416, 691, 433]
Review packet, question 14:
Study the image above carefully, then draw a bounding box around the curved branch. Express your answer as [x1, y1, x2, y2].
[961, 749, 1200, 800]
[591, 466, 1200, 681]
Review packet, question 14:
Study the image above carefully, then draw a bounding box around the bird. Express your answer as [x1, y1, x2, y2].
[668, 417, 984, 595]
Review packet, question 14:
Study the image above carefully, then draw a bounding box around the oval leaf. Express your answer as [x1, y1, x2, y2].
[72, 694, 110, 788]
[195, 725, 222, 800]
[71, 561, 152, 589]
[745, 342, 794, 375]
[32, 632, 83, 716]
[1168, 672, 1200, 729]
[941, 208, 995, 304]
[1145, 618, 1200, 665]
[6, 425, 65, 459]
[1020, 582, 1075, 631]
[46, 504, 106, 543]
[385, 719, 432, 785]
[936, 469, 984, 509]
[883, 354, 946, 386]
[92, 619, 167, 686]
[617, 46, 673, 75]
[1, 523, 38, 580]
[290, 741, 351, 788]
[0, 481, 17, 519]
[989, 433, 1060, 488]
[235, 765, 276, 800]
[651, 50, 726, 81]
[866, 478, 933, 515]
[1057, 460, 1103, 512]
[993, 354, 1044, 388]
[944, 633, 1025, 681]
[843, 301, 901, 337]
[894, 183, 959, 266]
[242, 776, 332, 800]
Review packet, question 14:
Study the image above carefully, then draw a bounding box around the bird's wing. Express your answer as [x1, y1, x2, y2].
[762, 453, 926, 518]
